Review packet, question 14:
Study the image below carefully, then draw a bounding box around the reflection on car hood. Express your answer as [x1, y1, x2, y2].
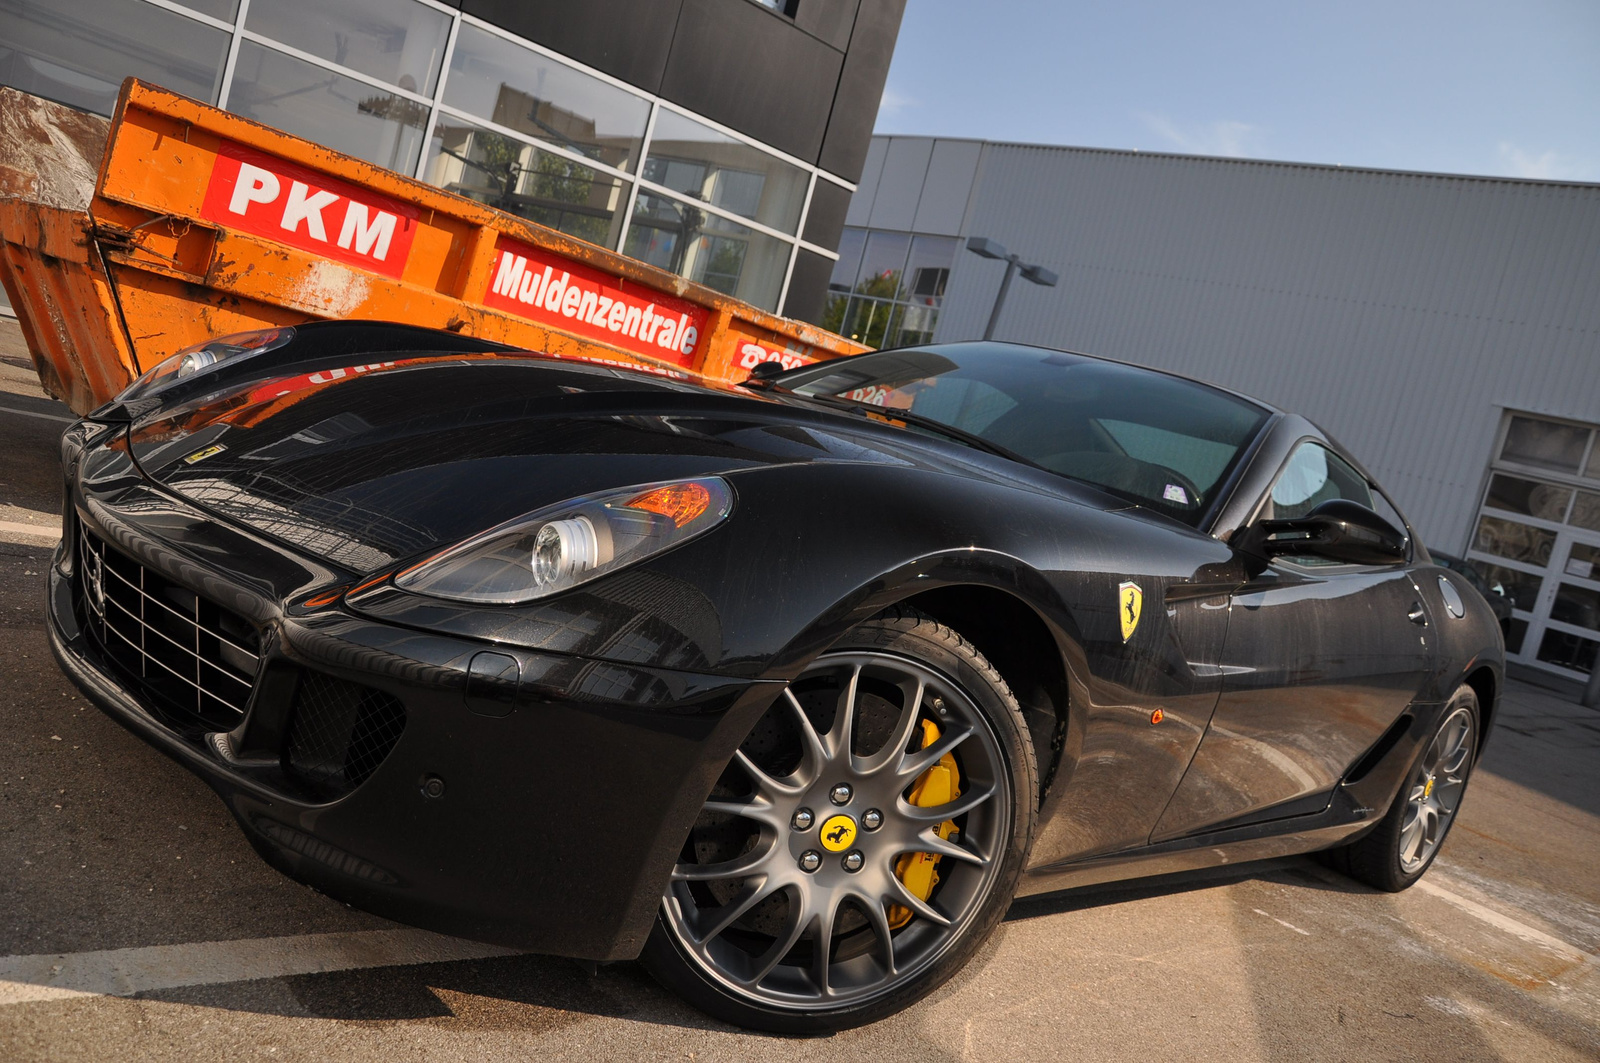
[127, 355, 1051, 574]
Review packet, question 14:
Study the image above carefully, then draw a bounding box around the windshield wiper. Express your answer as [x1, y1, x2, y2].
[784, 391, 1040, 467]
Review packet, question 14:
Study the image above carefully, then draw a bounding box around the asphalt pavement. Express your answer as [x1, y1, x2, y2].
[0, 317, 1596, 1061]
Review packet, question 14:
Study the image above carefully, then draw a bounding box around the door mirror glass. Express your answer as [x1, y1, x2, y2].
[1254, 499, 1410, 566]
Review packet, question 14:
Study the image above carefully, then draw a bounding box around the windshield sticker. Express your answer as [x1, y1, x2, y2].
[1163, 483, 1189, 504]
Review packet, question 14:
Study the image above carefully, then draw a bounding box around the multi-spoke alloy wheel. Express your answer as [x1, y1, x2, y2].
[643, 610, 1035, 1032]
[1319, 682, 1480, 892]
[1398, 701, 1474, 873]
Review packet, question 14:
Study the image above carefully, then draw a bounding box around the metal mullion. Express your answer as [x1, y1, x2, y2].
[454, 12, 656, 104]
[777, 172, 817, 316]
[450, 10, 852, 192]
[1477, 504, 1568, 534]
[797, 240, 841, 261]
[216, 0, 251, 110]
[1462, 549, 1547, 579]
[414, 13, 463, 181]
[430, 103, 640, 187]
[617, 101, 659, 254]
[235, 31, 435, 106]
[1542, 617, 1600, 639]
[632, 179, 800, 245]
[651, 97, 856, 191]
[133, 0, 235, 32]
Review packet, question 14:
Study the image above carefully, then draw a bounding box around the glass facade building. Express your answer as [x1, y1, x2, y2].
[822, 226, 957, 348]
[0, 0, 902, 317]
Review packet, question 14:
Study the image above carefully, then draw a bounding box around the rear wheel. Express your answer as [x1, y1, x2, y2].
[1322, 683, 1479, 891]
[641, 609, 1036, 1033]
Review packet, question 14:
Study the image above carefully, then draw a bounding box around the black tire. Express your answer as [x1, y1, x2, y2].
[641, 606, 1038, 1033]
[1320, 683, 1480, 892]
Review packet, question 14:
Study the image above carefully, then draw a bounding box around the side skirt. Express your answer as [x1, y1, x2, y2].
[1017, 698, 1449, 897]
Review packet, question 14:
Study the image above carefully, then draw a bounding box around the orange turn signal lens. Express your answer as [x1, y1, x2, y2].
[1150, 709, 1165, 725]
[624, 482, 712, 527]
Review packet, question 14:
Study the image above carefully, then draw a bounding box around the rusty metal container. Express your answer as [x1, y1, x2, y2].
[0, 80, 865, 415]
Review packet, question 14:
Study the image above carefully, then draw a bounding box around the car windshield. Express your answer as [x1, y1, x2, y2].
[777, 344, 1270, 525]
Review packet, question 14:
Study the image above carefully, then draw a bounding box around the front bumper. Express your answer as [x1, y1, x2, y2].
[48, 483, 779, 961]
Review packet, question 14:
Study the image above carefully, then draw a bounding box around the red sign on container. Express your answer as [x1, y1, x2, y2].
[481, 237, 709, 368]
[200, 141, 419, 279]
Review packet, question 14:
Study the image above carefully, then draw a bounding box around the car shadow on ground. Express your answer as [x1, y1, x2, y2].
[139, 951, 741, 1035]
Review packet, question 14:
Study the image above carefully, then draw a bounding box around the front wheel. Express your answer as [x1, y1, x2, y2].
[1322, 683, 1480, 891]
[641, 609, 1037, 1033]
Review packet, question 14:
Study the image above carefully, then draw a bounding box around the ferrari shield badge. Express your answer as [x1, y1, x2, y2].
[1118, 581, 1143, 642]
[183, 443, 226, 464]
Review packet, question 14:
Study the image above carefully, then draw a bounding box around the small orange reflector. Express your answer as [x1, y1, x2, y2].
[1150, 709, 1165, 725]
[348, 571, 393, 596]
[624, 482, 711, 527]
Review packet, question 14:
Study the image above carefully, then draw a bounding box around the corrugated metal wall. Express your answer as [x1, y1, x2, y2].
[855, 137, 1600, 551]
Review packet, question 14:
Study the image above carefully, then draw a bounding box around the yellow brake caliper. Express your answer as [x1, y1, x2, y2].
[887, 718, 961, 929]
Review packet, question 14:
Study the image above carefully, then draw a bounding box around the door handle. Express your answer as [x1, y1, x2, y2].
[1407, 602, 1428, 625]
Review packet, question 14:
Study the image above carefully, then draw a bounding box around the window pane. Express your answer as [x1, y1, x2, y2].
[1474, 515, 1556, 566]
[1265, 443, 1374, 520]
[1466, 560, 1542, 611]
[840, 296, 900, 348]
[830, 228, 866, 292]
[1535, 629, 1597, 674]
[245, 0, 449, 95]
[1483, 473, 1571, 522]
[897, 302, 939, 346]
[444, 24, 649, 174]
[624, 192, 790, 311]
[855, 231, 911, 299]
[1505, 617, 1528, 654]
[1571, 492, 1600, 532]
[905, 235, 957, 303]
[229, 42, 425, 172]
[643, 109, 808, 234]
[423, 115, 626, 249]
[1500, 415, 1589, 474]
[819, 293, 848, 335]
[1567, 543, 1600, 581]
[0, 0, 228, 115]
[1551, 584, 1600, 631]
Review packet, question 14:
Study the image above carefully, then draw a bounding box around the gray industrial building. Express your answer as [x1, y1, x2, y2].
[823, 134, 1600, 684]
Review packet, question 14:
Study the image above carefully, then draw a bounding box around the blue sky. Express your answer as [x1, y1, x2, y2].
[874, 0, 1600, 182]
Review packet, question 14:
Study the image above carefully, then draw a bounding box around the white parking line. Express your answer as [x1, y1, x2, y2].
[1414, 877, 1597, 966]
[0, 929, 522, 1007]
[0, 519, 60, 545]
[0, 404, 74, 424]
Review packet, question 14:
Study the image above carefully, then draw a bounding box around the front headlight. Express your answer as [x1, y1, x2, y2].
[394, 477, 733, 604]
[116, 327, 296, 403]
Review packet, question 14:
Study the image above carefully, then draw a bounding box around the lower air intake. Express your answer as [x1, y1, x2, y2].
[284, 671, 406, 800]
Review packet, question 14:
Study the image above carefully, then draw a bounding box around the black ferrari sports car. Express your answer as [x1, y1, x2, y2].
[49, 323, 1502, 1031]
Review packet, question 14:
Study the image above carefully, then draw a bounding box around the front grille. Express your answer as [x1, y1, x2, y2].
[77, 528, 261, 727]
[284, 671, 406, 799]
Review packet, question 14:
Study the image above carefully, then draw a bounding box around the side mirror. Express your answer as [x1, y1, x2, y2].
[1241, 499, 1409, 566]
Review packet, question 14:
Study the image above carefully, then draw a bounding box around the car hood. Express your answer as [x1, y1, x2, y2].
[127, 354, 1071, 575]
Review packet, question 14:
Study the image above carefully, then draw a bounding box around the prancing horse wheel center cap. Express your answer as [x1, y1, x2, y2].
[818, 813, 857, 853]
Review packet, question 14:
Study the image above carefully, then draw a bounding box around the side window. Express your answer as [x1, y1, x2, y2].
[1260, 442, 1374, 521]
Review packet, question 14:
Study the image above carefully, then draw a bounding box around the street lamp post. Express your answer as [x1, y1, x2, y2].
[966, 237, 1058, 340]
